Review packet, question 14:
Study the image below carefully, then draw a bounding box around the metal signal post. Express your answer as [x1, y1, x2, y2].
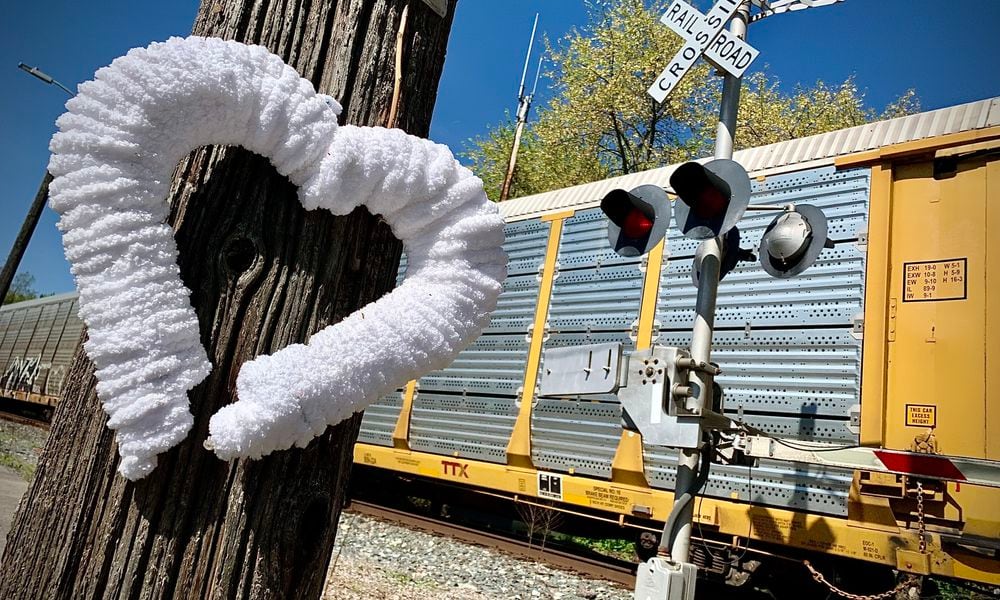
[665, 0, 750, 566]
[547, 1, 849, 597]
[637, 2, 847, 597]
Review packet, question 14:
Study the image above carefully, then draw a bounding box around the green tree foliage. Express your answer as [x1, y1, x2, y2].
[3, 272, 39, 305]
[465, 0, 918, 200]
[703, 72, 920, 148]
[463, 111, 606, 202]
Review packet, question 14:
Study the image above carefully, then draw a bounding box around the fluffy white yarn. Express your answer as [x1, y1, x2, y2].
[48, 36, 507, 480]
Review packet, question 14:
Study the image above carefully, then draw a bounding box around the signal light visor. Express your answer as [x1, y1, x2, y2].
[669, 159, 750, 240]
[599, 185, 671, 258]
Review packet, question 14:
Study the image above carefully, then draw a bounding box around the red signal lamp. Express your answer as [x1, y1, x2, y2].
[693, 186, 727, 220]
[599, 185, 671, 258]
[622, 208, 655, 239]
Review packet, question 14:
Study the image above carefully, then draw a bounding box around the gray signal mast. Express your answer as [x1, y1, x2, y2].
[537, 1, 856, 599]
[646, 1, 846, 597]
[499, 13, 543, 202]
[661, 0, 843, 582]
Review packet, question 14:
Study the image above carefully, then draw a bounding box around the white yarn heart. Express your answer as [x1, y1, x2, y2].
[47, 36, 507, 480]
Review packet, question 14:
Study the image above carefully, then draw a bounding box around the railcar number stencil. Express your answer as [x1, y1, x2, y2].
[903, 258, 967, 302]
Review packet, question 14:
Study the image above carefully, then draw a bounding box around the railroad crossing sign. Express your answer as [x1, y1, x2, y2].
[648, 0, 760, 103]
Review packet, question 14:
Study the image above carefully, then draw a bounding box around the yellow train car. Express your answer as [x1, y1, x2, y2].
[354, 97, 1000, 588]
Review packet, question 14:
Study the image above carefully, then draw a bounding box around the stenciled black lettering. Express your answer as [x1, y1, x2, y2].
[682, 11, 700, 35]
[666, 2, 682, 23]
[725, 47, 743, 66]
[735, 49, 753, 69]
[682, 45, 698, 59]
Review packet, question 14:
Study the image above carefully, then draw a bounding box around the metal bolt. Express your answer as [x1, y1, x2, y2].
[644, 366, 655, 377]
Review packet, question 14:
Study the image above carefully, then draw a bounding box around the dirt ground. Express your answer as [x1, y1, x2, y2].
[0, 466, 28, 557]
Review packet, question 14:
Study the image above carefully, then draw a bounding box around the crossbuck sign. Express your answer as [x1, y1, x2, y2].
[648, 0, 760, 103]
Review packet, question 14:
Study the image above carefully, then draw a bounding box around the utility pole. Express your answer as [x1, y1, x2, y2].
[0, 172, 51, 304]
[0, 1, 457, 598]
[1, 64, 71, 304]
[499, 13, 542, 201]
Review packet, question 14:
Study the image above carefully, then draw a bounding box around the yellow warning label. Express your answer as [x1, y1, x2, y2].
[582, 485, 630, 511]
[903, 258, 966, 302]
[905, 404, 937, 427]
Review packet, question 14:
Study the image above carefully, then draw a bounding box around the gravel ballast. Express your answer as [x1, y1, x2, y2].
[0, 422, 632, 598]
[324, 511, 632, 600]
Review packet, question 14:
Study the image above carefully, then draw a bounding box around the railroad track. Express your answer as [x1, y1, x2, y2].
[0, 398, 51, 430]
[346, 499, 636, 589]
[0, 409, 50, 430]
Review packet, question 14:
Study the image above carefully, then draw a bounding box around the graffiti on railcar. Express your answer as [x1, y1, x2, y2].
[1, 355, 42, 393]
[44, 365, 66, 398]
[1, 355, 67, 399]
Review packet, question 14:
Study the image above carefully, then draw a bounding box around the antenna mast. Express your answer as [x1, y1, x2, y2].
[499, 13, 540, 201]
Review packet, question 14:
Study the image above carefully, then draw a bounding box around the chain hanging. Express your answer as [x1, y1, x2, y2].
[804, 479, 930, 598]
[803, 560, 911, 600]
[916, 479, 927, 554]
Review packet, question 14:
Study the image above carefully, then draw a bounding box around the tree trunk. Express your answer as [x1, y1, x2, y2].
[0, 1, 456, 598]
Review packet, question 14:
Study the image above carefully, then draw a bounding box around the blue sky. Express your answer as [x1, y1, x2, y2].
[1, 0, 998, 295]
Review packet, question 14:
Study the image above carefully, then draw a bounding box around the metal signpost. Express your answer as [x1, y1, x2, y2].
[646, 1, 756, 582]
[646, 1, 840, 597]
[535, 1, 999, 598]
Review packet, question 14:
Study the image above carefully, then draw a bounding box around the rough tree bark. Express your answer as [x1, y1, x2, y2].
[0, 1, 456, 598]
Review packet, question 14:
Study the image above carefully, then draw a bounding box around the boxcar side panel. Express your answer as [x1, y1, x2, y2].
[0, 294, 81, 406]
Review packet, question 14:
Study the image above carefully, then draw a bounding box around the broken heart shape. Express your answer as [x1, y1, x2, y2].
[47, 36, 507, 480]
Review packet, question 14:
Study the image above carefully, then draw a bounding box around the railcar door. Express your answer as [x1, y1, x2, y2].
[881, 150, 999, 461]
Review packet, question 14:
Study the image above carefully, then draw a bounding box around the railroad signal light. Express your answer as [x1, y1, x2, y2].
[758, 204, 834, 278]
[600, 184, 671, 257]
[670, 159, 751, 240]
